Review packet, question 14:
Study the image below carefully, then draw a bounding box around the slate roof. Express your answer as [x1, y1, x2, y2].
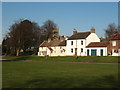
[111, 34, 120, 40]
[40, 41, 48, 47]
[40, 40, 61, 47]
[68, 32, 91, 40]
[40, 40, 67, 47]
[86, 42, 109, 48]
[58, 40, 66, 46]
[48, 40, 61, 46]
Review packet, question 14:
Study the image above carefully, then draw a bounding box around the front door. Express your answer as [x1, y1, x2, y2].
[75, 48, 77, 56]
[91, 49, 97, 56]
[100, 49, 103, 56]
[87, 49, 89, 56]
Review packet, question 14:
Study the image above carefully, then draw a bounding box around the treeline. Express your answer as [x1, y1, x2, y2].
[2, 19, 58, 56]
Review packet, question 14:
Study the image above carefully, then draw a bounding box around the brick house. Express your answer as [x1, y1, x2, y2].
[108, 34, 120, 56]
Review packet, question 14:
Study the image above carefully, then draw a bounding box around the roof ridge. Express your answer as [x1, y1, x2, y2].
[77, 31, 90, 34]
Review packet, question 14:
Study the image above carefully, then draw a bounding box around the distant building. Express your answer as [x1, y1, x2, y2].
[38, 40, 66, 56]
[38, 27, 100, 56]
[86, 34, 120, 56]
[51, 28, 59, 40]
[108, 34, 120, 56]
[38, 27, 120, 56]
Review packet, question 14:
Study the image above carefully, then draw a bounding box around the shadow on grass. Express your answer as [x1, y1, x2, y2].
[22, 75, 118, 88]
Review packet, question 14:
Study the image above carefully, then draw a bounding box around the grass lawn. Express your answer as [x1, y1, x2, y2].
[2, 55, 120, 63]
[2, 56, 119, 88]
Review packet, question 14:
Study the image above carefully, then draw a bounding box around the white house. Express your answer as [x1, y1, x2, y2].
[86, 42, 109, 56]
[66, 28, 100, 56]
[38, 40, 66, 56]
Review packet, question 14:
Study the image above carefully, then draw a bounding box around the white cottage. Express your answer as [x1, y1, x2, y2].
[38, 40, 67, 56]
[86, 42, 109, 56]
[66, 28, 100, 56]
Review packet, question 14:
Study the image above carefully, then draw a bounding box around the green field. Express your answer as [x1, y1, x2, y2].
[2, 55, 120, 63]
[2, 56, 119, 88]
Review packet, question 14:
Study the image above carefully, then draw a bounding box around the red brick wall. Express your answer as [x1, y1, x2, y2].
[108, 40, 120, 54]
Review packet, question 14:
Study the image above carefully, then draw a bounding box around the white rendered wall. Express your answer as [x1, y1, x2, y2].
[66, 40, 77, 56]
[86, 33, 100, 46]
[38, 47, 48, 56]
[86, 47, 107, 56]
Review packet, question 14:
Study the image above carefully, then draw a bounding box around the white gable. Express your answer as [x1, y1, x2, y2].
[86, 33, 100, 46]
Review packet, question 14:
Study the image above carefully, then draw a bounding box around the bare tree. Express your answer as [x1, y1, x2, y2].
[42, 20, 58, 39]
[105, 23, 118, 39]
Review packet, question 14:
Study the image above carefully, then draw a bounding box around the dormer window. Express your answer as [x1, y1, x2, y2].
[71, 41, 73, 45]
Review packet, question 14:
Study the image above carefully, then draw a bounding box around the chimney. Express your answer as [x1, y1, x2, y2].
[90, 27, 95, 33]
[73, 29, 78, 35]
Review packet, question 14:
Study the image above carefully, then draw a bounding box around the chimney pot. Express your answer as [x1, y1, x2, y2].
[90, 27, 95, 33]
[73, 29, 78, 35]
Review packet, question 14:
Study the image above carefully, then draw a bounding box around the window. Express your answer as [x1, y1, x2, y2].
[71, 41, 73, 45]
[114, 49, 116, 53]
[54, 47, 56, 49]
[81, 48, 83, 52]
[81, 41, 83, 45]
[60, 47, 62, 49]
[61, 50, 63, 53]
[112, 41, 116, 46]
[112, 49, 116, 53]
[71, 48, 73, 53]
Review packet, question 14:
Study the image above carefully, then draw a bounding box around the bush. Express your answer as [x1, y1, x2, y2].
[19, 51, 34, 56]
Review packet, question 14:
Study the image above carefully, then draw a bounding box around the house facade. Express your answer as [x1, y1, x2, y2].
[86, 42, 109, 56]
[38, 40, 66, 56]
[108, 34, 120, 56]
[38, 28, 119, 56]
[66, 28, 100, 56]
[86, 34, 120, 56]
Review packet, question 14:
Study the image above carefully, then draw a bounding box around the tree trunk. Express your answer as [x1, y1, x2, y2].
[16, 49, 19, 56]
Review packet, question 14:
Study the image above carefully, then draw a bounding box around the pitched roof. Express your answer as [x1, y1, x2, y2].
[48, 40, 61, 46]
[86, 42, 109, 48]
[40, 41, 48, 47]
[68, 32, 91, 40]
[58, 40, 66, 46]
[111, 34, 120, 40]
[40, 40, 61, 47]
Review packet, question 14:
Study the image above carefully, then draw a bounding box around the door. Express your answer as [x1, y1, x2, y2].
[75, 48, 77, 56]
[100, 49, 103, 56]
[87, 49, 89, 56]
[91, 49, 97, 56]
